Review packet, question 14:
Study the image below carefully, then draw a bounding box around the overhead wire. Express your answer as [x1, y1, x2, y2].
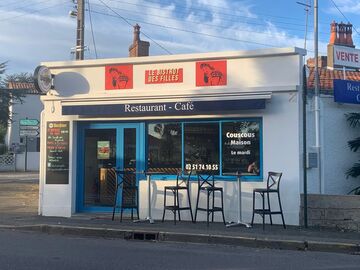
[97, 0, 173, 54]
[110, 0, 309, 28]
[99, 1, 331, 38]
[330, 0, 360, 36]
[144, 0, 328, 24]
[89, 2, 332, 46]
[90, 9, 284, 49]
[0, 0, 70, 22]
[87, 0, 98, 58]
[0, 0, 60, 15]
[112, 0, 333, 28]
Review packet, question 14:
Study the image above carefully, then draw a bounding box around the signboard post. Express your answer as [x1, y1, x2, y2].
[19, 119, 40, 171]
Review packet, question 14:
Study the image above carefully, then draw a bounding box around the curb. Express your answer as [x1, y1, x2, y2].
[2, 224, 360, 254]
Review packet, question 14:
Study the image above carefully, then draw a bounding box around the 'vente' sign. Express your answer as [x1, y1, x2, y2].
[145, 68, 183, 84]
[332, 45, 360, 69]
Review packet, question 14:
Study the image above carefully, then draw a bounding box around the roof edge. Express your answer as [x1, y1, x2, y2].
[41, 47, 306, 69]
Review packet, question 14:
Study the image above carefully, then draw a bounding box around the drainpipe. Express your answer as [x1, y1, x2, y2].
[313, 0, 323, 194]
[303, 65, 309, 228]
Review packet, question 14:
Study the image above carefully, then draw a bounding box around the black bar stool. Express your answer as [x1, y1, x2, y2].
[194, 172, 226, 226]
[112, 170, 139, 222]
[162, 170, 194, 224]
[251, 172, 286, 229]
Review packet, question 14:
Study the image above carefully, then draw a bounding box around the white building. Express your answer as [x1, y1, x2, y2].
[5, 82, 43, 171]
[37, 46, 306, 226]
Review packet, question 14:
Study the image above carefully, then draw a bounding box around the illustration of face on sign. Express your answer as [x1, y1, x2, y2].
[196, 60, 227, 87]
[105, 65, 133, 90]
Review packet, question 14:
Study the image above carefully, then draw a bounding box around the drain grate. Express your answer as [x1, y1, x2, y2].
[130, 232, 158, 241]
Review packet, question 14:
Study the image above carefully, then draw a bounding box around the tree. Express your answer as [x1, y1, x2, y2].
[346, 113, 360, 195]
[0, 62, 32, 126]
[0, 62, 33, 146]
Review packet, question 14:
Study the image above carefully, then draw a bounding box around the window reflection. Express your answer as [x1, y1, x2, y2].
[147, 123, 181, 174]
[146, 119, 262, 178]
[184, 123, 219, 174]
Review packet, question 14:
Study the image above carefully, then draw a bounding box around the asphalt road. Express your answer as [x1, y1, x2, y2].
[0, 229, 359, 270]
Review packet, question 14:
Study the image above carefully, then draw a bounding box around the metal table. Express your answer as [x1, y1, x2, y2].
[223, 172, 251, 228]
[133, 171, 164, 224]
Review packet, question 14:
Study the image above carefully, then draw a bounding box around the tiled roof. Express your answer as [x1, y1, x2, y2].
[7, 81, 44, 94]
[307, 66, 360, 91]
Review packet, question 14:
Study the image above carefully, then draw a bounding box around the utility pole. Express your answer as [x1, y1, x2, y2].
[76, 0, 85, 60]
[296, 1, 311, 50]
[314, 0, 322, 193]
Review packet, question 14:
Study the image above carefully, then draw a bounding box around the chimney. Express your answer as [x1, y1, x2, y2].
[329, 21, 338, 45]
[345, 23, 355, 47]
[338, 22, 346, 45]
[129, 24, 150, 57]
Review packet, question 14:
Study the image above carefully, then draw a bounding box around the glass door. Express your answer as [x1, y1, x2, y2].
[78, 123, 142, 212]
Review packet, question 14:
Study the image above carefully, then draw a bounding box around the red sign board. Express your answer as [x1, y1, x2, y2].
[196, 60, 227, 87]
[105, 65, 133, 90]
[145, 68, 183, 84]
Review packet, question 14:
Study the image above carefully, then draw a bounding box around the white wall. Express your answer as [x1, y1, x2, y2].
[15, 152, 40, 171]
[7, 95, 42, 147]
[307, 95, 359, 195]
[6, 94, 42, 171]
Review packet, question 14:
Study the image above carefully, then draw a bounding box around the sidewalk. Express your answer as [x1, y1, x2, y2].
[0, 172, 359, 254]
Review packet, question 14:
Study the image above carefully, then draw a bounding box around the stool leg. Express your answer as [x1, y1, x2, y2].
[120, 207, 123, 222]
[262, 193, 265, 230]
[220, 190, 226, 225]
[267, 192, 273, 225]
[187, 188, 194, 222]
[173, 190, 176, 225]
[195, 188, 200, 222]
[176, 190, 181, 221]
[212, 190, 215, 222]
[112, 185, 118, 221]
[278, 192, 286, 229]
[136, 188, 139, 220]
[207, 190, 210, 227]
[162, 189, 167, 223]
[251, 191, 255, 226]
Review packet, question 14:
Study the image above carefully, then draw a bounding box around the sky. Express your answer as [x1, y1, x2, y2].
[1, 0, 360, 74]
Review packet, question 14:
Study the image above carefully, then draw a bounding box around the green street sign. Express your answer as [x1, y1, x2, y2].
[20, 119, 39, 126]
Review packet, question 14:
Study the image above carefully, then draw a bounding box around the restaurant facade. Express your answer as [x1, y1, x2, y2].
[38, 46, 306, 226]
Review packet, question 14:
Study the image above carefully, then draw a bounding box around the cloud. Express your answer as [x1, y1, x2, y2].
[1, 0, 317, 74]
[326, 0, 360, 14]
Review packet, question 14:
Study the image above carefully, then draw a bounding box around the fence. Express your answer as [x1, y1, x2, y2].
[0, 153, 16, 171]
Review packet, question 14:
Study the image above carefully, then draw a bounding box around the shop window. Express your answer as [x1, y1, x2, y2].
[147, 123, 181, 174]
[222, 121, 261, 176]
[184, 123, 219, 174]
[147, 119, 262, 180]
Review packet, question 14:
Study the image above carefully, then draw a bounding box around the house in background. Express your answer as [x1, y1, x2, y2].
[305, 21, 360, 196]
[5, 81, 44, 171]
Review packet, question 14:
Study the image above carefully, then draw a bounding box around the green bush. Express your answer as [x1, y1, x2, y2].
[346, 113, 360, 195]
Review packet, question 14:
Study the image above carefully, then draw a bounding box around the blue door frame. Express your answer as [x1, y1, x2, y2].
[76, 122, 145, 213]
